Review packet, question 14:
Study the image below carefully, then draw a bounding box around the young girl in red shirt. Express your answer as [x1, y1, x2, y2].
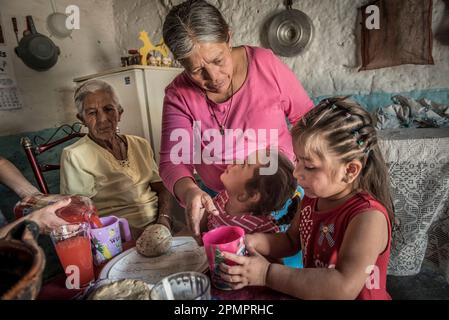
[220, 97, 394, 300]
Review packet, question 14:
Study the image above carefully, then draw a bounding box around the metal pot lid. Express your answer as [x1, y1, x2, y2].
[47, 12, 73, 39]
[267, 9, 314, 57]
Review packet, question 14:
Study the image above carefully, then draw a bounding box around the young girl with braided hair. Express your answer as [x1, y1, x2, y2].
[219, 97, 394, 300]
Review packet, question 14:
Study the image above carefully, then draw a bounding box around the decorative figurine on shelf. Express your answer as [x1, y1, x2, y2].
[155, 53, 162, 66]
[162, 55, 173, 67]
[148, 53, 158, 66]
[138, 31, 171, 66]
[128, 49, 141, 65]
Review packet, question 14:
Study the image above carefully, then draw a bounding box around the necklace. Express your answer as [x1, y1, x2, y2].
[88, 133, 130, 168]
[116, 134, 130, 168]
[207, 81, 234, 135]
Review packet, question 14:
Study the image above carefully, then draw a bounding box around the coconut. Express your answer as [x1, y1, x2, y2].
[136, 224, 172, 257]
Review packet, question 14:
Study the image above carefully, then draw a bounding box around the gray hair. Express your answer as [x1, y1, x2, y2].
[163, 0, 230, 60]
[74, 79, 123, 116]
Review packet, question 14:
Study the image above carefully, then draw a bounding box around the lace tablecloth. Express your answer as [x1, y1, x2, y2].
[378, 128, 449, 280]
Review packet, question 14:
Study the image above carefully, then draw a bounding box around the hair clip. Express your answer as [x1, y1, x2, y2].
[330, 104, 338, 110]
[345, 113, 352, 119]
[357, 140, 365, 147]
[352, 130, 360, 138]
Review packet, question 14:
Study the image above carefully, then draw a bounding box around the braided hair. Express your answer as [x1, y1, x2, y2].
[291, 97, 394, 223]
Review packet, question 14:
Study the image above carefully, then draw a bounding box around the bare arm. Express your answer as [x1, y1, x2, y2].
[265, 210, 389, 299]
[128, 182, 174, 239]
[246, 210, 302, 259]
[173, 177, 198, 208]
[0, 199, 70, 238]
[222, 210, 389, 299]
[150, 181, 173, 231]
[0, 156, 40, 198]
[173, 177, 218, 237]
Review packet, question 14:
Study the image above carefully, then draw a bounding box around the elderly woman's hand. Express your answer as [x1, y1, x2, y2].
[218, 242, 271, 290]
[184, 187, 218, 237]
[28, 198, 71, 234]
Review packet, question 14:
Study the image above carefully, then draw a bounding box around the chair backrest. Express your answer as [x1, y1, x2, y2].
[21, 126, 85, 194]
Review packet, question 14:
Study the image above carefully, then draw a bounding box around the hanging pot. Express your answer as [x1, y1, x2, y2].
[47, 12, 72, 39]
[15, 15, 60, 71]
[0, 221, 45, 300]
[267, 5, 314, 57]
[46, 0, 73, 39]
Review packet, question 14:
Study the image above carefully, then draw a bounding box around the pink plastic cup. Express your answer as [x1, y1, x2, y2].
[202, 226, 246, 290]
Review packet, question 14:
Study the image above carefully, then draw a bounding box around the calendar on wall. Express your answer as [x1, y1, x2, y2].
[0, 12, 22, 111]
[0, 12, 5, 46]
[0, 84, 22, 110]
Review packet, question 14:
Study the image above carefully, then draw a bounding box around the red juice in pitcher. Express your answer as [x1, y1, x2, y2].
[55, 196, 103, 228]
[14, 194, 103, 228]
[54, 236, 95, 287]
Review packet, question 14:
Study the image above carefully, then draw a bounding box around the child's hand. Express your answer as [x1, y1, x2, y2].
[219, 244, 271, 290]
[244, 234, 259, 249]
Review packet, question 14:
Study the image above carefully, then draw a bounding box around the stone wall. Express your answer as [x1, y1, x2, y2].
[113, 0, 449, 105]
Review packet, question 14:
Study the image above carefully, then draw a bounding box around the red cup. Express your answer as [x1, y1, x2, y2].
[202, 226, 246, 290]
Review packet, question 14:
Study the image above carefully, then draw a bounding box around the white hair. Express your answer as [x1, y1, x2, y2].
[163, 0, 230, 60]
[74, 79, 123, 115]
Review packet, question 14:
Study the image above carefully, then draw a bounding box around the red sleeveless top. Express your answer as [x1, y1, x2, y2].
[298, 192, 392, 300]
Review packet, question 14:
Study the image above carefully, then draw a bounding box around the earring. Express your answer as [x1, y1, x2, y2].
[116, 126, 120, 134]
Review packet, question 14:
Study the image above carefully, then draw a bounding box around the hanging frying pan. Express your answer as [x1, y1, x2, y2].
[267, 2, 314, 57]
[15, 16, 60, 71]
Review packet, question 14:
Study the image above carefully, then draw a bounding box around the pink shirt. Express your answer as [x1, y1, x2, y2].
[160, 46, 314, 196]
[207, 191, 279, 234]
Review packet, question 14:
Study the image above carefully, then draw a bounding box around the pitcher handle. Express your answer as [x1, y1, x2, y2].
[118, 218, 132, 242]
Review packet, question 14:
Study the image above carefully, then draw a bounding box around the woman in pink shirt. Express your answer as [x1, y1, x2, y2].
[160, 0, 314, 235]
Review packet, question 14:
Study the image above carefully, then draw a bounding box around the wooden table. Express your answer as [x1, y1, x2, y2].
[37, 241, 293, 300]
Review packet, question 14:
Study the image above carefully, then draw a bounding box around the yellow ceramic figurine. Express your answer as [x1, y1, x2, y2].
[138, 31, 170, 66]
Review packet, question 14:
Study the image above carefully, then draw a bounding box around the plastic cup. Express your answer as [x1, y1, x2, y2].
[150, 271, 211, 300]
[202, 226, 246, 290]
[90, 216, 132, 265]
[50, 223, 95, 289]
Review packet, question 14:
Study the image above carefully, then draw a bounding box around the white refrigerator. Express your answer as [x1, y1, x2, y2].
[73, 65, 184, 164]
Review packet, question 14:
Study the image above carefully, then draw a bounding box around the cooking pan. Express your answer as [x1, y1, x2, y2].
[47, 0, 73, 39]
[0, 221, 45, 300]
[15, 15, 60, 71]
[267, 4, 314, 57]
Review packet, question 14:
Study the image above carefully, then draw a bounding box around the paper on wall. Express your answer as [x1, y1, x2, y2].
[0, 12, 23, 111]
[0, 11, 5, 46]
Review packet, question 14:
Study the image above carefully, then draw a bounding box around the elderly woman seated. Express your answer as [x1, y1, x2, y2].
[60, 80, 174, 238]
